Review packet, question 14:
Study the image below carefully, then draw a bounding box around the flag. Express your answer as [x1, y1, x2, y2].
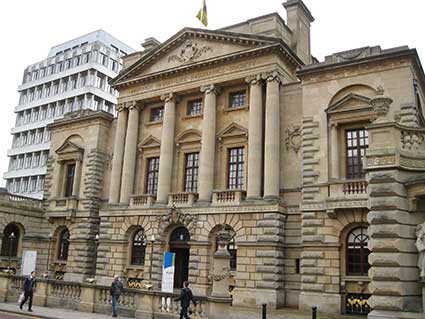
[196, 0, 208, 27]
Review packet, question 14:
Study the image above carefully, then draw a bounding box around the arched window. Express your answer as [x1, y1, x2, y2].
[346, 227, 370, 276]
[57, 229, 70, 261]
[0, 224, 20, 257]
[170, 227, 190, 242]
[214, 226, 237, 271]
[131, 229, 146, 265]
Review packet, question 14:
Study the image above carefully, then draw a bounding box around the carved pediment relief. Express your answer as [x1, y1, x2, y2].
[326, 93, 372, 114]
[139, 135, 161, 150]
[217, 122, 248, 143]
[175, 129, 202, 147]
[56, 137, 84, 161]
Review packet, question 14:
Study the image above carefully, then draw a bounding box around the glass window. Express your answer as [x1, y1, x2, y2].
[346, 128, 368, 179]
[146, 157, 159, 194]
[187, 98, 202, 116]
[40, 151, 48, 166]
[0, 224, 20, 257]
[33, 152, 40, 167]
[346, 227, 370, 276]
[150, 107, 164, 122]
[64, 163, 76, 197]
[29, 177, 37, 192]
[184, 153, 199, 192]
[36, 176, 45, 191]
[131, 229, 146, 265]
[229, 90, 246, 108]
[57, 229, 70, 261]
[170, 227, 190, 242]
[228, 147, 244, 189]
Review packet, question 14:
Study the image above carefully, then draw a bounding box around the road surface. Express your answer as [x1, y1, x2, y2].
[0, 311, 44, 319]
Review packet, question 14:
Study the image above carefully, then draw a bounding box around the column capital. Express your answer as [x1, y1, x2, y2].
[201, 84, 221, 95]
[160, 92, 177, 104]
[262, 70, 282, 84]
[245, 74, 263, 86]
[126, 101, 141, 111]
[116, 103, 126, 113]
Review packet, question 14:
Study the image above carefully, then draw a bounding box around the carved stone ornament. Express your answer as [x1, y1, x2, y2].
[168, 39, 212, 64]
[156, 205, 198, 236]
[370, 86, 393, 123]
[208, 267, 233, 282]
[415, 222, 425, 280]
[285, 126, 302, 154]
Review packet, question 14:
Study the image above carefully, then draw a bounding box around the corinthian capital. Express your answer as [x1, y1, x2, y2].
[116, 103, 126, 112]
[245, 74, 263, 86]
[160, 92, 177, 103]
[200, 84, 221, 95]
[126, 100, 141, 111]
[262, 70, 282, 84]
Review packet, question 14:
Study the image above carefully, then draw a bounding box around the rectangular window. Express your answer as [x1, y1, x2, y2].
[229, 90, 247, 108]
[150, 107, 164, 122]
[146, 157, 160, 194]
[40, 152, 48, 166]
[64, 163, 76, 197]
[29, 177, 37, 192]
[36, 176, 45, 191]
[33, 152, 40, 167]
[187, 98, 202, 116]
[346, 128, 368, 179]
[228, 147, 245, 189]
[184, 153, 199, 192]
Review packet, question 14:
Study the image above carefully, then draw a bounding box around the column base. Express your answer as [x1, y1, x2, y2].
[263, 195, 280, 202]
[246, 196, 263, 201]
[299, 291, 341, 314]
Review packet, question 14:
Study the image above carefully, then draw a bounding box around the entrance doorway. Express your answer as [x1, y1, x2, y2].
[169, 227, 190, 289]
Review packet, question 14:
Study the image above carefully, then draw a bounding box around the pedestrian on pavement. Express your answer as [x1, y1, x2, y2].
[110, 275, 123, 317]
[175, 281, 197, 319]
[20, 271, 36, 312]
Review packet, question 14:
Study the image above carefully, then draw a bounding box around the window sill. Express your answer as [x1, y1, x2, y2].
[145, 120, 163, 126]
[183, 114, 203, 120]
[224, 104, 249, 113]
[341, 276, 370, 282]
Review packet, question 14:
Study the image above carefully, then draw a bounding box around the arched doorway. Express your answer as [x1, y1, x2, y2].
[169, 226, 190, 289]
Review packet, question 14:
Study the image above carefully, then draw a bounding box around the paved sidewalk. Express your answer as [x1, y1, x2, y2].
[0, 302, 131, 319]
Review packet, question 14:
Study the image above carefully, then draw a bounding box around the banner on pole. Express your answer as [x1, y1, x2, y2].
[161, 252, 175, 292]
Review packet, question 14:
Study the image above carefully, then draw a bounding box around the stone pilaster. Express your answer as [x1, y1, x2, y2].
[246, 75, 264, 199]
[109, 105, 128, 204]
[156, 93, 177, 204]
[329, 122, 339, 179]
[71, 159, 82, 197]
[120, 102, 140, 204]
[198, 84, 220, 202]
[264, 72, 281, 199]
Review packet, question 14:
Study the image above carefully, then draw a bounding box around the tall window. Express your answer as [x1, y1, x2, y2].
[187, 99, 202, 116]
[346, 128, 368, 179]
[146, 157, 160, 194]
[346, 227, 370, 276]
[229, 90, 246, 108]
[184, 153, 199, 192]
[228, 147, 244, 189]
[64, 163, 76, 197]
[150, 107, 164, 122]
[58, 229, 70, 261]
[131, 229, 146, 265]
[0, 224, 20, 257]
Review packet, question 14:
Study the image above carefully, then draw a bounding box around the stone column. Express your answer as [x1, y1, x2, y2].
[156, 93, 177, 204]
[109, 105, 128, 204]
[198, 85, 220, 202]
[211, 229, 231, 298]
[120, 102, 140, 204]
[246, 75, 264, 199]
[264, 72, 281, 199]
[329, 122, 339, 180]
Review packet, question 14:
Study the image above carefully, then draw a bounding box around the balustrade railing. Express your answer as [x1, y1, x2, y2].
[156, 293, 206, 317]
[342, 180, 368, 195]
[212, 189, 246, 206]
[0, 192, 43, 208]
[51, 281, 81, 301]
[130, 194, 155, 208]
[168, 192, 198, 207]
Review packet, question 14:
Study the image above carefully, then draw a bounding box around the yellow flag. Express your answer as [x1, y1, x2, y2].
[196, 0, 208, 27]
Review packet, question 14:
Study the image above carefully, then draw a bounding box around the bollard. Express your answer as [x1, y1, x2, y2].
[312, 306, 317, 319]
[262, 303, 267, 319]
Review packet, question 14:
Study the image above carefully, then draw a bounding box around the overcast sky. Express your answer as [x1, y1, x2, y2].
[0, 0, 424, 187]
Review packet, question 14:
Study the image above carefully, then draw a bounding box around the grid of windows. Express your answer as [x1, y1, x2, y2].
[346, 128, 368, 179]
[184, 153, 199, 192]
[146, 157, 160, 194]
[228, 147, 244, 189]
[150, 107, 164, 122]
[187, 99, 202, 116]
[229, 91, 246, 108]
[346, 227, 370, 276]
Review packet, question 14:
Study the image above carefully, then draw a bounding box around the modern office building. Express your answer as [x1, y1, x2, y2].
[3, 30, 135, 199]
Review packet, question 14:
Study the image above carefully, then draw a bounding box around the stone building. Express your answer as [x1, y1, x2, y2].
[1, 1, 425, 318]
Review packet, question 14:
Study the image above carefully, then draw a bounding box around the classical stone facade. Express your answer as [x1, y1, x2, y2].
[1, 1, 425, 318]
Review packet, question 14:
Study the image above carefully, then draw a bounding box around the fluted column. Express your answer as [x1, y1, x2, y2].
[156, 93, 177, 204]
[246, 75, 264, 199]
[119, 102, 140, 204]
[264, 72, 281, 199]
[198, 84, 220, 202]
[329, 122, 339, 180]
[109, 105, 128, 204]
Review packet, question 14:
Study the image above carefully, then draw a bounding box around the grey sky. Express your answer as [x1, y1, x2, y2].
[0, 0, 424, 187]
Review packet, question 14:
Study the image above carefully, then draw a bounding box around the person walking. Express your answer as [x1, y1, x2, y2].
[175, 281, 197, 319]
[19, 271, 36, 312]
[110, 275, 124, 317]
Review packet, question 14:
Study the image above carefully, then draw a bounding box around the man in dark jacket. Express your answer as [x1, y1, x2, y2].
[110, 275, 124, 317]
[175, 281, 196, 319]
[20, 271, 36, 312]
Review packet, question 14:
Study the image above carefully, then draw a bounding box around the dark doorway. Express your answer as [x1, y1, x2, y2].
[169, 227, 190, 289]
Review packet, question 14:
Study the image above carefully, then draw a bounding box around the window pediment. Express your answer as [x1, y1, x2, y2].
[139, 135, 161, 150]
[326, 93, 372, 115]
[175, 129, 201, 148]
[217, 122, 248, 144]
[55, 140, 84, 161]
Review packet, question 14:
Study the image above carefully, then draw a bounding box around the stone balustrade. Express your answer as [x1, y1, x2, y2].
[168, 192, 198, 207]
[129, 194, 155, 208]
[0, 192, 43, 209]
[328, 180, 368, 197]
[212, 189, 246, 206]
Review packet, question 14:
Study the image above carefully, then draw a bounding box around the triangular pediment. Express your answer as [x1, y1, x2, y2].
[56, 140, 84, 156]
[326, 93, 372, 114]
[139, 135, 161, 150]
[113, 28, 287, 86]
[217, 122, 248, 141]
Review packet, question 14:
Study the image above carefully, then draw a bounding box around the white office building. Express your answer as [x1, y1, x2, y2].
[4, 30, 135, 199]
